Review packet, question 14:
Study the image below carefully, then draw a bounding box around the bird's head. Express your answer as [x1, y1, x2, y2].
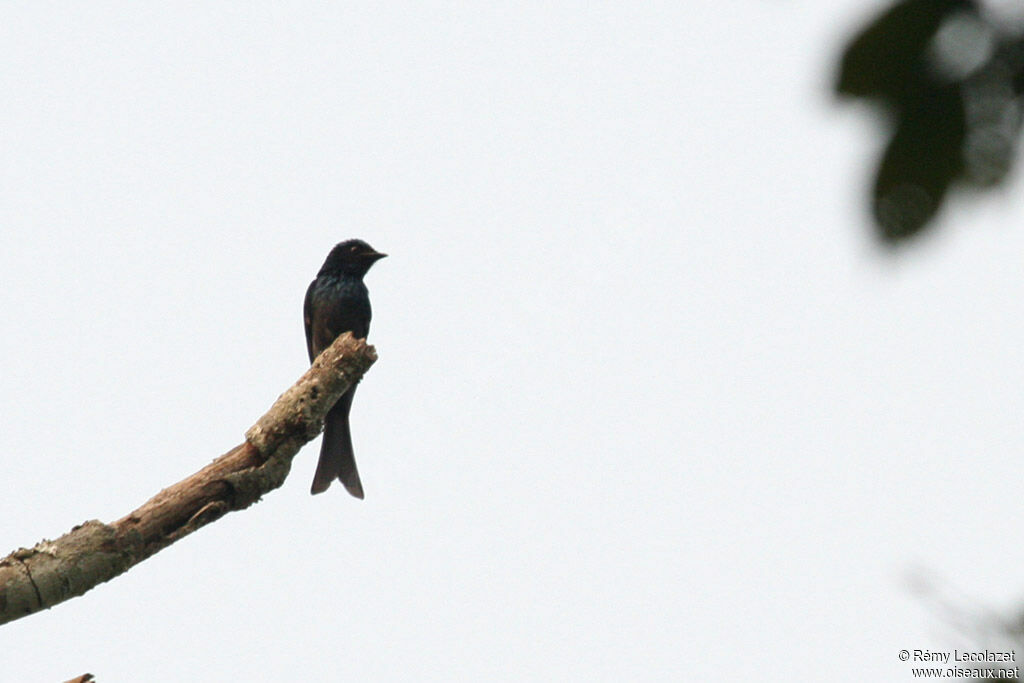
[318, 239, 387, 277]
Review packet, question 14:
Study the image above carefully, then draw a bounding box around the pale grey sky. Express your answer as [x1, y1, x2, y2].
[3, 2, 1024, 681]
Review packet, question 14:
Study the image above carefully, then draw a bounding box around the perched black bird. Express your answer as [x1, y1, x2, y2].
[304, 239, 386, 497]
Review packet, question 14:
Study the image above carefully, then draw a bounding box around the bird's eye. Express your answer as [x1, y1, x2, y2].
[350, 245, 358, 253]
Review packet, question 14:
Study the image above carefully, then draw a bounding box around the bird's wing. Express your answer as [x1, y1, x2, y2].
[303, 280, 316, 363]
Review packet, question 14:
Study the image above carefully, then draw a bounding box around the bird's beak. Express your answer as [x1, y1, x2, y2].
[365, 251, 387, 262]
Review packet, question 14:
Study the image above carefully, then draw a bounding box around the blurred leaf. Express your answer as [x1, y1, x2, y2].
[836, 0, 1024, 243]
[837, 0, 977, 103]
[873, 85, 965, 239]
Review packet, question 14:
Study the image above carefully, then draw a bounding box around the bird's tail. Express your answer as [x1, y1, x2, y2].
[310, 389, 364, 498]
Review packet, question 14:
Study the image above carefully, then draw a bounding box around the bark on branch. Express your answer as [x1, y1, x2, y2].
[0, 332, 376, 626]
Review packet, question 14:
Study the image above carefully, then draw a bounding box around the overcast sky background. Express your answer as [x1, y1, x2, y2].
[3, 2, 1024, 681]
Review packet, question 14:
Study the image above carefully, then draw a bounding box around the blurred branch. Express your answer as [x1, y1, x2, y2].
[0, 332, 376, 627]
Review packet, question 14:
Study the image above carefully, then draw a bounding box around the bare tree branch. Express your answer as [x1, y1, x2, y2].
[0, 332, 377, 626]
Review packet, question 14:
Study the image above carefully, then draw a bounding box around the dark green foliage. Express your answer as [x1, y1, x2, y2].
[837, 0, 1024, 242]
[838, 0, 974, 103]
